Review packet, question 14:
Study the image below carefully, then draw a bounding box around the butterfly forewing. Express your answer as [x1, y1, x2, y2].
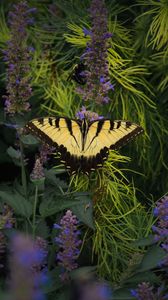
[26, 117, 82, 155]
[83, 120, 143, 156]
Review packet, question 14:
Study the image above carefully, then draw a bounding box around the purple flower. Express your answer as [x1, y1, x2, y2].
[152, 196, 168, 267]
[30, 158, 45, 183]
[130, 289, 139, 298]
[3, 123, 20, 129]
[76, 106, 104, 121]
[0, 232, 6, 269]
[9, 64, 15, 71]
[83, 27, 92, 37]
[54, 224, 61, 230]
[76, 0, 113, 104]
[103, 33, 113, 39]
[34, 237, 48, 272]
[3, 1, 36, 115]
[54, 210, 81, 281]
[27, 8, 37, 14]
[39, 144, 55, 164]
[130, 282, 155, 299]
[0, 204, 15, 229]
[131, 282, 168, 299]
[9, 233, 47, 300]
[28, 46, 35, 52]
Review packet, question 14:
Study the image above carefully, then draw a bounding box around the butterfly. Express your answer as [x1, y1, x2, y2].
[67, 63, 87, 85]
[25, 117, 143, 175]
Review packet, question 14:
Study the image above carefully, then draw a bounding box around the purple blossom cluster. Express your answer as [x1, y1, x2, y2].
[30, 143, 56, 183]
[131, 282, 168, 300]
[39, 144, 55, 164]
[30, 144, 56, 183]
[54, 210, 81, 280]
[30, 158, 45, 182]
[0, 204, 15, 269]
[34, 236, 48, 272]
[131, 197, 168, 299]
[76, 106, 104, 121]
[0, 231, 6, 269]
[0, 204, 15, 229]
[152, 196, 168, 267]
[131, 282, 155, 300]
[9, 233, 47, 300]
[3, 1, 36, 114]
[76, 0, 113, 104]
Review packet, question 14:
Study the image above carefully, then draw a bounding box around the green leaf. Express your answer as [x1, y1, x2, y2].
[35, 219, 50, 238]
[72, 193, 94, 229]
[57, 289, 70, 300]
[123, 271, 160, 285]
[44, 169, 68, 189]
[0, 111, 5, 124]
[131, 235, 155, 247]
[6, 146, 22, 166]
[3, 228, 18, 239]
[113, 288, 134, 300]
[0, 191, 32, 218]
[39, 197, 80, 217]
[40, 192, 94, 229]
[70, 266, 97, 280]
[136, 245, 166, 272]
[10, 114, 28, 127]
[44, 268, 63, 294]
[20, 134, 39, 145]
[0, 291, 9, 300]
[0, 141, 10, 163]
[7, 146, 21, 160]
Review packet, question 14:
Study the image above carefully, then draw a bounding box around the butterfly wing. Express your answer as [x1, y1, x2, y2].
[26, 117, 143, 174]
[80, 119, 143, 173]
[26, 117, 83, 173]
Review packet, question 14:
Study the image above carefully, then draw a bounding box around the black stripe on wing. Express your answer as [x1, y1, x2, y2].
[25, 118, 144, 175]
[110, 124, 144, 150]
[26, 117, 80, 148]
[26, 117, 82, 173]
[26, 120, 57, 147]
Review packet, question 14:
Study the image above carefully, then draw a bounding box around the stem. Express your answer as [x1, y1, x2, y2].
[19, 137, 27, 199]
[32, 185, 38, 238]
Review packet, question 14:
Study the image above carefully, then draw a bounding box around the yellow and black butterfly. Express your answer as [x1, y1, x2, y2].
[26, 117, 143, 174]
[67, 63, 87, 85]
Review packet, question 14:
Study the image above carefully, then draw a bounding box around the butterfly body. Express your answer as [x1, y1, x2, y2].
[26, 117, 143, 174]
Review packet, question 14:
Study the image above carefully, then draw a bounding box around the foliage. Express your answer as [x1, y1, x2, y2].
[0, 0, 168, 299]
